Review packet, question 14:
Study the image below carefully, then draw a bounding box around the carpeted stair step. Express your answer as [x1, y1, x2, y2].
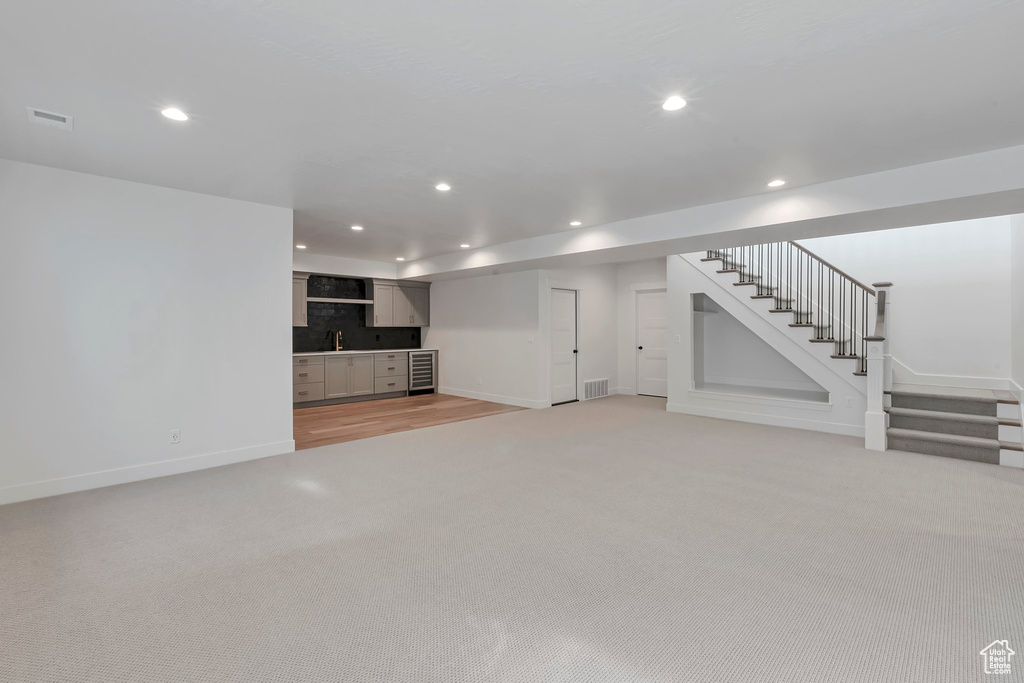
[886, 428, 1000, 465]
[890, 390, 997, 417]
[886, 407, 999, 439]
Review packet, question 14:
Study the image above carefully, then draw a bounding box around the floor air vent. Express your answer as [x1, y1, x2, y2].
[584, 379, 610, 400]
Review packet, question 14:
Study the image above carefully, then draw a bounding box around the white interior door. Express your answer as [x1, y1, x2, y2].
[551, 288, 578, 405]
[637, 290, 668, 397]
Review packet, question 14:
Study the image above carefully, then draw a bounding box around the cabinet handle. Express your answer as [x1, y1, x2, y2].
[298, 391, 309, 396]
[387, 382, 395, 386]
[298, 359, 307, 364]
[298, 373, 308, 377]
[375, 315, 378, 324]
[387, 367, 394, 370]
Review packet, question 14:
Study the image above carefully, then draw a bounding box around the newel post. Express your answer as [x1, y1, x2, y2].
[874, 283, 893, 393]
[864, 282, 892, 452]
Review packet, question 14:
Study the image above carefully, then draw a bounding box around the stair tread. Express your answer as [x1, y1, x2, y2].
[886, 428, 1000, 449]
[891, 389, 997, 404]
[1002, 441, 1024, 452]
[992, 389, 1020, 405]
[885, 407, 1003, 425]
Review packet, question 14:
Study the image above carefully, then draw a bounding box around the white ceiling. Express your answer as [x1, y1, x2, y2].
[3, 0, 1023, 263]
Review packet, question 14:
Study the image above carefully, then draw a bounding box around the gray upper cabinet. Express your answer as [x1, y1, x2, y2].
[366, 281, 430, 327]
[292, 274, 309, 327]
[370, 284, 394, 327]
[393, 286, 414, 326]
[408, 287, 429, 326]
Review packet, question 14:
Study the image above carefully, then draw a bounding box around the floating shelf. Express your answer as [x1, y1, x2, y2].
[306, 297, 374, 305]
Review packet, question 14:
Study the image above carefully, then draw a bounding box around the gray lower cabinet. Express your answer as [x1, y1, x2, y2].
[349, 354, 374, 396]
[325, 354, 374, 398]
[293, 354, 324, 403]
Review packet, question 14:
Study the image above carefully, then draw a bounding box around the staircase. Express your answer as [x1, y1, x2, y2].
[886, 387, 1023, 466]
[692, 241, 1024, 467]
[701, 242, 879, 379]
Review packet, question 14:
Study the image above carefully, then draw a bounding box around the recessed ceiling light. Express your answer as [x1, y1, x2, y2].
[161, 107, 189, 121]
[662, 95, 687, 111]
[396, 257, 405, 261]
[460, 244, 470, 249]
[435, 183, 451, 192]
[767, 179, 786, 188]
[351, 225, 363, 231]
[295, 244, 307, 249]
[569, 220, 582, 227]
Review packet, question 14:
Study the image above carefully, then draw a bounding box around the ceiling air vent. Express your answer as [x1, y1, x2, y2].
[26, 107, 73, 131]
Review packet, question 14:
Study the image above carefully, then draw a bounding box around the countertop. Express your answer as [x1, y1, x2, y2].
[293, 348, 436, 357]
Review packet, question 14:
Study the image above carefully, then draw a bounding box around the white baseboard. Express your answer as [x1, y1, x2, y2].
[439, 387, 548, 409]
[0, 439, 295, 506]
[666, 402, 864, 438]
[891, 358, 1012, 391]
[703, 374, 824, 394]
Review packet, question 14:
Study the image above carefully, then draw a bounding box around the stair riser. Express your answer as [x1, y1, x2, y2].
[888, 414, 998, 439]
[997, 403, 1019, 420]
[1001, 450, 1024, 468]
[1000, 425, 1022, 443]
[888, 435, 1000, 465]
[891, 394, 997, 417]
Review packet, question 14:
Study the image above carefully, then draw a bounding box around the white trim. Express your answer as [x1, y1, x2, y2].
[630, 281, 668, 292]
[687, 387, 834, 412]
[891, 357, 1014, 391]
[667, 402, 864, 437]
[439, 386, 548, 409]
[702, 374, 825, 393]
[0, 440, 295, 506]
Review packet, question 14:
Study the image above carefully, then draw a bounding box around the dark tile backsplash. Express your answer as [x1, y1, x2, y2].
[293, 276, 421, 353]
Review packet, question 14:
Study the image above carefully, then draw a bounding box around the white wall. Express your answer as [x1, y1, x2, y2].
[801, 216, 1012, 383]
[695, 295, 825, 394]
[1012, 215, 1024, 393]
[614, 259, 667, 395]
[424, 270, 545, 408]
[0, 160, 294, 504]
[425, 263, 625, 408]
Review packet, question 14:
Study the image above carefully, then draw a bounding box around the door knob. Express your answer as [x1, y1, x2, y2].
[638, 346, 643, 350]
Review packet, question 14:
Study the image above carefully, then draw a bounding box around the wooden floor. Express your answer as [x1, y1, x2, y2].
[293, 393, 525, 450]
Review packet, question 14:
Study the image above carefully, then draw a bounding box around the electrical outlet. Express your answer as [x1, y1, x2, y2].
[845, 397, 853, 408]
[170, 429, 181, 444]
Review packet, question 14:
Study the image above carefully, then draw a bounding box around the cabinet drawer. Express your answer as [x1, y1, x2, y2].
[374, 351, 408, 363]
[375, 376, 408, 394]
[293, 382, 325, 402]
[293, 364, 325, 384]
[293, 355, 325, 366]
[374, 360, 407, 378]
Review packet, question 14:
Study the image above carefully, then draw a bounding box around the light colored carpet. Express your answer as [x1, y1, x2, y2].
[2, 396, 1023, 682]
